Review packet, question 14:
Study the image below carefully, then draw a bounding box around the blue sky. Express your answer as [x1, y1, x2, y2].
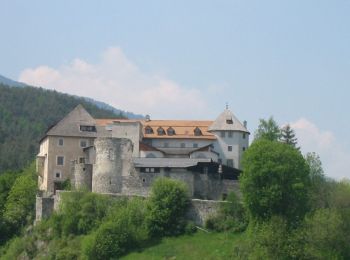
[1, 1, 349, 179]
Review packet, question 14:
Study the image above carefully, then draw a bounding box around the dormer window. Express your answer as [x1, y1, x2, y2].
[226, 118, 233, 124]
[194, 127, 202, 136]
[80, 125, 96, 132]
[157, 127, 166, 136]
[145, 126, 154, 134]
[167, 127, 175, 136]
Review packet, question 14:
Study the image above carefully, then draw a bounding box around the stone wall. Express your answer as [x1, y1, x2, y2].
[35, 195, 54, 223]
[186, 199, 225, 226]
[35, 190, 227, 226]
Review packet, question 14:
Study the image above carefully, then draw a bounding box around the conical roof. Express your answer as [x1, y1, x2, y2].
[208, 109, 249, 133]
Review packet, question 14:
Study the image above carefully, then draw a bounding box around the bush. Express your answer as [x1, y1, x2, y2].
[3, 163, 37, 230]
[82, 198, 148, 259]
[51, 191, 123, 236]
[146, 177, 189, 237]
[205, 192, 247, 232]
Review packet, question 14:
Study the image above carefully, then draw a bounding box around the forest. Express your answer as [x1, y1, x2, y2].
[0, 83, 123, 173]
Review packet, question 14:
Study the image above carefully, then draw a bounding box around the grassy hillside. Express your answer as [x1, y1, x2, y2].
[0, 83, 124, 173]
[122, 231, 243, 260]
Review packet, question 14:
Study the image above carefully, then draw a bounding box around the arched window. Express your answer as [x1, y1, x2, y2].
[157, 127, 166, 136]
[145, 126, 154, 134]
[194, 127, 202, 136]
[167, 127, 176, 136]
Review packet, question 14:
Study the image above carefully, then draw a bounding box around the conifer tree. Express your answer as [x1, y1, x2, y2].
[280, 124, 298, 148]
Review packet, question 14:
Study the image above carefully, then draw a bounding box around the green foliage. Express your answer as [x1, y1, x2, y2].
[0, 83, 123, 173]
[82, 198, 148, 259]
[51, 191, 121, 236]
[146, 177, 190, 237]
[205, 192, 247, 232]
[280, 124, 298, 148]
[240, 139, 310, 224]
[305, 152, 333, 209]
[3, 163, 37, 229]
[254, 116, 281, 141]
[0, 171, 19, 214]
[300, 208, 350, 259]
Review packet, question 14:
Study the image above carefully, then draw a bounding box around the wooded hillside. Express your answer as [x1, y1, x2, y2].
[0, 84, 124, 173]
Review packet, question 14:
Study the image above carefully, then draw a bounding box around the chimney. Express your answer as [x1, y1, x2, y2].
[145, 115, 151, 122]
[243, 120, 247, 128]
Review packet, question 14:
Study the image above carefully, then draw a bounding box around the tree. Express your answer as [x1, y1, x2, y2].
[280, 124, 298, 148]
[3, 163, 37, 228]
[146, 177, 189, 237]
[254, 117, 281, 141]
[305, 152, 331, 209]
[240, 139, 310, 224]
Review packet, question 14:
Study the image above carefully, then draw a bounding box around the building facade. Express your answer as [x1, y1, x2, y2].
[36, 105, 249, 200]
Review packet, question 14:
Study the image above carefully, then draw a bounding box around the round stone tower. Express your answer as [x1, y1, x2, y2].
[92, 137, 133, 193]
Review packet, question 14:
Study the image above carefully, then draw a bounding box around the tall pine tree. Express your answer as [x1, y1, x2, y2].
[280, 124, 298, 148]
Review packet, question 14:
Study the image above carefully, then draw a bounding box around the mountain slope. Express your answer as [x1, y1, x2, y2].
[0, 83, 124, 173]
[0, 74, 143, 119]
[0, 74, 27, 88]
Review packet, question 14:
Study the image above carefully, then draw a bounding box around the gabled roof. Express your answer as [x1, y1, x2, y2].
[208, 109, 249, 133]
[46, 104, 98, 137]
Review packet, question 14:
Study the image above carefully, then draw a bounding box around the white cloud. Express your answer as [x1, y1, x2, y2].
[19, 47, 207, 119]
[290, 118, 349, 180]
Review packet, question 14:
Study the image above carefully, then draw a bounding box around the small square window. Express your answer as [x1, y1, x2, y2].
[150, 168, 155, 173]
[58, 138, 64, 146]
[221, 132, 226, 138]
[57, 156, 64, 166]
[79, 157, 85, 164]
[80, 140, 87, 148]
[193, 143, 198, 148]
[227, 159, 234, 167]
[228, 132, 233, 138]
[55, 172, 61, 178]
[243, 147, 246, 151]
[228, 145, 233, 152]
[145, 168, 150, 173]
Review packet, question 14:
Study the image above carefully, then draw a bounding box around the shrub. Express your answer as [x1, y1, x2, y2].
[3, 163, 37, 229]
[205, 192, 247, 232]
[51, 191, 123, 236]
[146, 177, 189, 237]
[82, 198, 148, 259]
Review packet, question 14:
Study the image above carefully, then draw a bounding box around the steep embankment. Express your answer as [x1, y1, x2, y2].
[0, 83, 124, 173]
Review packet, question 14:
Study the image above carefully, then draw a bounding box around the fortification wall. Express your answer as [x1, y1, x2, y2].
[35, 190, 228, 226]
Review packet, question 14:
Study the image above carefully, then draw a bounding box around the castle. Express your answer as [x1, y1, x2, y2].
[36, 105, 249, 200]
